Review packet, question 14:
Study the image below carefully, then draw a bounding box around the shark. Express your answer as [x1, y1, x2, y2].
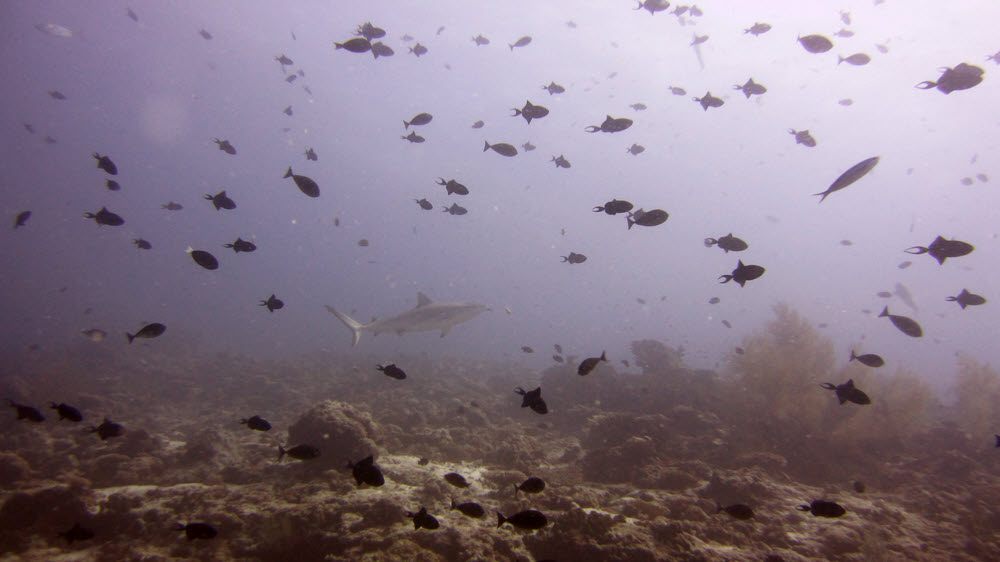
[326, 292, 488, 346]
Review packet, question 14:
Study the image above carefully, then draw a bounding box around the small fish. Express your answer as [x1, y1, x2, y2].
[14, 211, 31, 229]
[471, 120, 485, 129]
[849, 351, 885, 368]
[821, 379, 871, 405]
[404, 113, 433, 129]
[898, 261, 912, 269]
[627, 209, 669, 229]
[283, 167, 320, 197]
[90, 418, 124, 440]
[789, 129, 816, 147]
[690, 34, 709, 46]
[838, 53, 871, 66]
[704, 233, 748, 253]
[839, 98, 854, 106]
[668, 86, 687, 96]
[132, 238, 151, 250]
[497, 510, 547, 530]
[224, 237, 256, 253]
[734, 347, 745, 355]
[814, 156, 880, 202]
[905, 236, 974, 265]
[162, 201, 183, 211]
[348, 455, 384, 487]
[370, 42, 394, 59]
[840, 240, 853, 246]
[916, 63, 985, 94]
[176, 522, 217, 540]
[49, 90, 67, 100]
[278, 444, 320, 461]
[734, 78, 766, 99]
[522, 142, 536, 151]
[551, 155, 571, 168]
[451, 498, 485, 518]
[409, 43, 428, 57]
[585, 115, 633, 133]
[355, 22, 386, 41]
[716, 503, 754, 520]
[840, 10, 851, 25]
[43, 135, 57, 144]
[198, 29, 212, 40]
[552, 355, 564, 363]
[213, 138, 236, 155]
[283, 105, 293, 116]
[946, 289, 987, 310]
[483, 141, 518, 157]
[335, 37, 372, 53]
[83, 207, 124, 226]
[187, 248, 218, 270]
[81, 328, 107, 341]
[542, 81, 565, 95]
[377, 364, 407, 380]
[8, 400, 45, 422]
[275, 54, 293, 69]
[241, 415, 271, 431]
[437, 178, 469, 196]
[798, 35, 834, 54]
[629, 103, 647, 111]
[593, 199, 634, 215]
[744, 22, 771, 36]
[876, 291, 893, 298]
[797, 500, 846, 518]
[92, 153, 118, 175]
[442, 203, 468, 216]
[721, 320, 732, 329]
[514, 387, 547, 415]
[472, 34, 490, 46]
[444, 472, 470, 488]
[578, 351, 607, 376]
[127, 322, 166, 343]
[406, 507, 439, 530]
[512, 100, 549, 124]
[635, 0, 670, 14]
[260, 294, 284, 312]
[402, 131, 425, 143]
[514, 477, 545, 496]
[708, 297, 720, 304]
[509, 36, 532, 51]
[554, 344, 563, 354]
[834, 28, 855, 38]
[415, 198, 433, 210]
[58, 523, 94, 544]
[719, 260, 765, 287]
[205, 190, 236, 210]
[561, 252, 587, 264]
[692, 92, 724, 111]
[521, 346, 534, 353]
[418, 457, 429, 465]
[627, 144, 645, 155]
[34, 23, 74, 38]
[22, 123, 34, 134]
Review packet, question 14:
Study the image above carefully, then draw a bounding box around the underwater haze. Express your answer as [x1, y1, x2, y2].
[3, 0, 1000, 560]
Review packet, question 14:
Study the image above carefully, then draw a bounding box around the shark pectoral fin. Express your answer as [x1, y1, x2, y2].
[325, 305, 363, 347]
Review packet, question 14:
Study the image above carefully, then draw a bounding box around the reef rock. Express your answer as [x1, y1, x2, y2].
[286, 400, 381, 469]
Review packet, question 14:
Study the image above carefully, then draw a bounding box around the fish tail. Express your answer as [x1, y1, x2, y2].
[812, 191, 829, 203]
[403, 120, 410, 129]
[483, 141, 491, 152]
[496, 511, 506, 528]
[126, 332, 135, 344]
[849, 350, 857, 362]
[513, 483, 519, 497]
[283, 166, 293, 179]
[838, 56, 845, 64]
[325, 305, 363, 346]
[878, 306, 889, 318]
[277, 445, 286, 462]
[627, 217, 635, 230]
[715, 502, 723, 514]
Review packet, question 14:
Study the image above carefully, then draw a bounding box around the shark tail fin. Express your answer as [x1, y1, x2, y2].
[325, 305, 363, 346]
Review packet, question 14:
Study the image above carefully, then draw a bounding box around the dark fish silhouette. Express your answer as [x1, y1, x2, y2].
[8, 400, 44, 422]
[789, 129, 816, 147]
[693, 92, 724, 110]
[839, 53, 871, 66]
[50, 402, 82, 422]
[542, 81, 565, 94]
[283, 105, 293, 116]
[404, 113, 433, 129]
[635, 0, 670, 15]
[92, 153, 118, 175]
[594, 199, 634, 215]
[213, 138, 236, 155]
[442, 203, 468, 215]
[509, 36, 531, 50]
[283, 167, 320, 197]
[514, 387, 547, 414]
[585, 115, 633, 133]
[278, 444, 320, 461]
[409, 43, 428, 57]
[305, 148, 318, 161]
[471, 120, 485, 129]
[90, 418, 124, 440]
[522, 142, 536, 151]
[705, 233, 748, 252]
[627, 208, 669, 229]
[814, 156, 880, 202]
[578, 351, 607, 375]
[745, 22, 771, 36]
[58, 523, 94, 544]
[260, 294, 284, 312]
[472, 34, 490, 46]
[497, 510, 547, 530]
[377, 364, 407, 380]
[668, 86, 687, 95]
[335, 38, 372, 52]
[176, 522, 217, 540]
[199, 28, 212, 40]
[521, 346, 534, 353]
[402, 131, 425, 143]
[187, 248, 218, 270]
[916, 63, 984, 94]
[821, 379, 871, 405]
[105, 179, 121, 191]
[275, 54, 293, 70]
[348, 455, 385, 487]
[49, 90, 67, 100]
[708, 297, 721, 304]
[946, 289, 986, 309]
[719, 260, 765, 287]
[515, 477, 545, 496]
[205, 190, 236, 210]
[484, 141, 518, 156]
[445, 472, 470, 488]
[406, 507, 439, 530]
[627, 143, 645, 155]
[512, 100, 549, 124]
[717, 503, 754, 520]
[905, 236, 973, 265]
[798, 35, 833, 54]
[370, 42, 394, 59]
[241, 415, 271, 431]
[690, 34, 708, 46]
[734, 78, 766, 98]
[83, 207, 124, 226]
[14, 211, 31, 229]
[629, 103, 647, 111]
[224, 237, 256, 253]
[437, 178, 468, 195]
[797, 500, 846, 518]
[132, 238, 151, 250]
[451, 498, 485, 518]
[849, 351, 885, 368]
[415, 198, 433, 210]
[551, 155, 571, 168]
[552, 355, 564, 363]
[162, 201, 183, 211]
[355, 22, 386, 41]
[127, 322, 165, 343]
[561, 252, 586, 264]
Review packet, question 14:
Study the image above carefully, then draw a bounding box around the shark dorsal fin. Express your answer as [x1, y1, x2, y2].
[417, 292, 433, 307]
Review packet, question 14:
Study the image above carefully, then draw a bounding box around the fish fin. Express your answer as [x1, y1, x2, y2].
[483, 141, 491, 152]
[126, 332, 135, 344]
[849, 350, 856, 361]
[417, 292, 432, 307]
[496, 512, 506, 528]
[325, 306, 363, 346]
[283, 166, 293, 178]
[812, 190, 829, 203]
[878, 306, 889, 318]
